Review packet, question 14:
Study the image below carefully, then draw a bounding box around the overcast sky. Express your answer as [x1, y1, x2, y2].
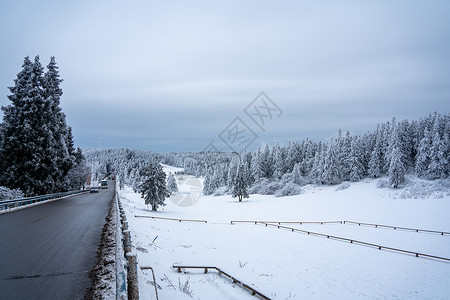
[1, 0, 449, 152]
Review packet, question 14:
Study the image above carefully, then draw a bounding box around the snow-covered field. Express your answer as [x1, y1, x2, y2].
[119, 166, 450, 299]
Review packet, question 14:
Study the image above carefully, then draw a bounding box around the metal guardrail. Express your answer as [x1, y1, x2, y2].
[172, 265, 271, 300]
[252, 222, 450, 263]
[115, 191, 127, 299]
[0, 190, 87, 211]
[135, 215, 208, 223]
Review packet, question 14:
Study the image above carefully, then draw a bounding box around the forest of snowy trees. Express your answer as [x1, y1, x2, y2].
[85, 113, 449, 198]
[0, 56, 89, 198]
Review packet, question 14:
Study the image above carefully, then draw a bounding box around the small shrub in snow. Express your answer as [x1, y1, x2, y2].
[178, 277, 193, 297]
[335, 182, 350, 191]
[248, 178, 271, 194]
[260, 181, 284, 195]
[394, 178, 450, 199]
[275, 181, 303, 197]
[238, 261, 248, 268]
[0, 186, 24, 200]
[280, 173, 293, 184]
[213, 186, 228, 196]
[376, 180, 389, 188]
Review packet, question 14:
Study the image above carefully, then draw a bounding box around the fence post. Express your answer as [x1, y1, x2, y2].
[126, 252, 139, 300]
[123, 230, 131, 256]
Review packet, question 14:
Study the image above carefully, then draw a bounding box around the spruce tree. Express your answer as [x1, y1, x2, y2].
[272, 143, 284, 179]
[321, 138, 341, 185]
[347, 137, 365, 182]
[416, 128, 432, 178]
[43, 56, 74, 190]
[0, 56, 78, 195]
[67, 147, 89, 190]
[389, 147, 405, 188]
[388, 126, 406, 188]
[167, 172, 178, 194]
[259, 144, 273, 179]
[0, 56, 53, 195]
[139, 158, 170, 211]
[232, 159, 249, 202]
[368, 127, 383, 178]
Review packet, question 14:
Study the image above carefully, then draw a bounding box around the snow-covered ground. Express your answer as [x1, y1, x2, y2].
[119, 167, 450, 300]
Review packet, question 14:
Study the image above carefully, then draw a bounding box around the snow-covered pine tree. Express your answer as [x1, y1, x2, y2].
[43, 57, 74, 190]
[389, 147, 405, 188]
[227, 156, 239, 189]
[338, 130, 352, 181]
[300, 138, 314, 177]
[231, 158, 249, 202]
[139, 157, 170, 211]
[380, 122, 391, 174]
[167, 172, 178, 194]
[346, 137, 365, 182]
[251, 148, 263, 182]
[397, 119, 414, 170]
[285, 141, 300, 173]
[427, 122, 449, 179]
[292, 163, 307, 185]
[0, 56, 53, 195]
[415, 127, 432, 178]
[0, 56, 79, 195]
[368, 126, 383, 178]
[311, 142, 324, 183]
[66, 147, 89, 190]
[321, 138, 341, 185]
[259, 144, 273, 179]
[242, 152, 253, 186]
[388, 126, 406, 188]
[203, 169, 213, 195]
[272, 143, 284, 179]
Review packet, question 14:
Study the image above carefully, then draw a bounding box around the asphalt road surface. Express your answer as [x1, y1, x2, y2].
[0, 181, 114, 300]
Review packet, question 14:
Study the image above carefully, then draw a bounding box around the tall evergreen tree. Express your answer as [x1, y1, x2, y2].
[368, 126, 383, 178]
[44, 57, 74, 190]
[67, 147, 89, 190]
[167, 172, 178, 194]
[272, 143, 284, 179]
[389, 147, 405, 188]
[251, 148, 263, 182]
[231, 158, 249, 202]
[347, 137, 365, 182]
[416, 128, 432, 178]
[1, 56, 51, 195]
[388, 126, 406, 188]
[259, 144, 273, 179]
[139, 157, 170, 211]
[321, 138, 341, 185]
[0, 56, 78, 195]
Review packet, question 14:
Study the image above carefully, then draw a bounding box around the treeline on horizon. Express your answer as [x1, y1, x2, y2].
[85, 112, 449, 197]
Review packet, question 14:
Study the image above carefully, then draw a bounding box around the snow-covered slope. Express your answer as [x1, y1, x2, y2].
[119, 172, 450, 299]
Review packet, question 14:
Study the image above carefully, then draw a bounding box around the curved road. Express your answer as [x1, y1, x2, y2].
[0, 181, 114, 300]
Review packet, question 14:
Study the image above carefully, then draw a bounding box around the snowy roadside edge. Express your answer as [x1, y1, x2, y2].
[85, 193, 118, 299]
